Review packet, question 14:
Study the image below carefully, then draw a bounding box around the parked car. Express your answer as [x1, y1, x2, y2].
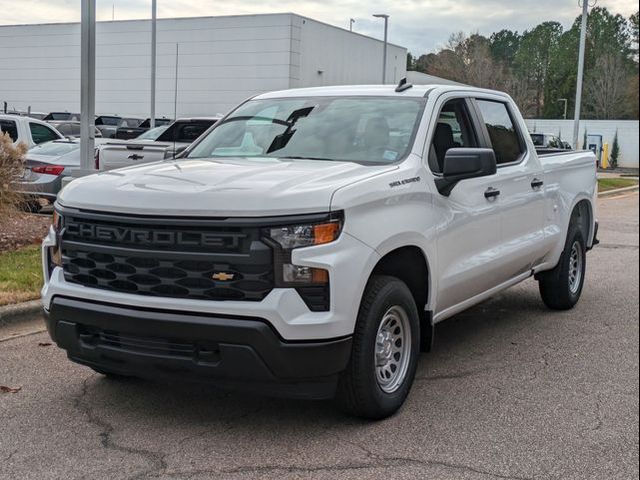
[43, 82, 598, 419]
[96, 117, 219, 170]
[43, 112, 81, 122]
[14, 138, 109, 205]
[114, 117, 173, 140]
[531, 133, 571, 151]
[0, 114, 64, 148]
[47, 121, 103, 138]
[94, 115, 142, 138]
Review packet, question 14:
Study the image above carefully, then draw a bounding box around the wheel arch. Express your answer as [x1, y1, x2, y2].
[367, 245, 433, 351]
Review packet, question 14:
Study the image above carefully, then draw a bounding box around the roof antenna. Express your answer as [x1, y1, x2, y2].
[395, 77, 413, 92]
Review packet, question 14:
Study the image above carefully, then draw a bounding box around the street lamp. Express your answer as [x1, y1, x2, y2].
[373, 14, 389, 84]
[573, 0, 596, 149]
[558, 98, 568, 120]
[349, 18, 355, 32]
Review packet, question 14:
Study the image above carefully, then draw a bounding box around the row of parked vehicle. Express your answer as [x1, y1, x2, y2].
[0, 112, 220, 209]
[3, 109, 173, 139]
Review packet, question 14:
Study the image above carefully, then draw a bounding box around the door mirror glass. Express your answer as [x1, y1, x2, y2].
[435, 148, 497, 196]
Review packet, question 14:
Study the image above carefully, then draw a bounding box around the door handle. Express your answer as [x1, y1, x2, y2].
[531, 178, 544, 189]
[484, 187, 501, 199]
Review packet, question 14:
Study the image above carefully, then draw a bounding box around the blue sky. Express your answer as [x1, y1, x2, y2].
[0, 0, 636, 54]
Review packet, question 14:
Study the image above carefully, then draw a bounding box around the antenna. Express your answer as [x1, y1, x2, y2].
[395, 77, 413, 92]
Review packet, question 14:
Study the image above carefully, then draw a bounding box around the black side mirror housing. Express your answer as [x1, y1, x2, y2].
[435, 148, 497, 196]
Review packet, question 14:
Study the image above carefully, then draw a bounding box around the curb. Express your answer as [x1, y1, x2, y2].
[0, 300, 42, 328]
[598, 185, 639, 198]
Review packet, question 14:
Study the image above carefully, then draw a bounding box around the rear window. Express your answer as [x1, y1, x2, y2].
[0, 120, 19, 142]
[157, 121, 216, 143]
[95, 116, 120, 126]
[476, 100, 524, 165]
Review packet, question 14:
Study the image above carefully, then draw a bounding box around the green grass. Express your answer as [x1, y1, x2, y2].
[0, 245, 42, 306]
[598, 177, 639, 192]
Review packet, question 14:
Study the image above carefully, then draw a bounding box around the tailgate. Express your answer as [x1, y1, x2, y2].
[98, 143, 170, 171]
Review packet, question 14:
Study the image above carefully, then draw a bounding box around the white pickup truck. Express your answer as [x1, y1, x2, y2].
[95, 117, 220, 170]
[0, 114, 64, 147]
[42, 82, 598, 419]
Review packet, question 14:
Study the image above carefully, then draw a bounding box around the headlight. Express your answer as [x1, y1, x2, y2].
[266, 214, 342, 288]
[268, 220, 342, 250]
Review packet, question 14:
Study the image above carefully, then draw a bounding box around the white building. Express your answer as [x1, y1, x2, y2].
[0, 13, 407, 118]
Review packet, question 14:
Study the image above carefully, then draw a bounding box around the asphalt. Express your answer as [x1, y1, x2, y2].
[1, 193, 638, 480]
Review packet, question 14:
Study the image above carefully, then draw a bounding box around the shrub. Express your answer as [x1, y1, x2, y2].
[0, 132, 27, 214]
[609, 130, 620, 169]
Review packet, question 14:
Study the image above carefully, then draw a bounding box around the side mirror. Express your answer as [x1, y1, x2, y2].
[435, 148, 497, 196]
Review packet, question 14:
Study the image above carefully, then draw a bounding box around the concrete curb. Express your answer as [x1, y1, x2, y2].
[0, 300, 42, 328]
[598, 185, 639, 198]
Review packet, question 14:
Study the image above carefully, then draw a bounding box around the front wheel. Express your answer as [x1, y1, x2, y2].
[335, 275, 420, 419]
[538, 223, 587, 310]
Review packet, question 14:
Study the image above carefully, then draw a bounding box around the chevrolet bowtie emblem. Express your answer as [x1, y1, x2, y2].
[212, 272, 235, 281]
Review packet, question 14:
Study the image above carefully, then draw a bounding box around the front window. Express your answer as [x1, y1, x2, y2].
[187, 97, 425, 165]
[29, 123, 60, 144]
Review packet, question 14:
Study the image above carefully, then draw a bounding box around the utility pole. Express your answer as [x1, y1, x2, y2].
[150, 0, 157, 128]
[558, 98, 568, 120]
[573, 0, 592, 149]
[79, 0, 96, 173]
[349, 18, 355, 32]
[373, 14, 389, 84]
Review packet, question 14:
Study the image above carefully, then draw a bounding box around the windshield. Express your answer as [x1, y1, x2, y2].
[95, 116, 120, 126]
[187, 97, 425, 164]
[137, 125, 169, 140]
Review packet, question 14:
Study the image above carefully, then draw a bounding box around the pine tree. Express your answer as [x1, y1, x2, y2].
[610, 130, 620, 169]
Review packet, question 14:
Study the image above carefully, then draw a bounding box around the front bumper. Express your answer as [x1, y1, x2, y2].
[45, 296, 352, 399]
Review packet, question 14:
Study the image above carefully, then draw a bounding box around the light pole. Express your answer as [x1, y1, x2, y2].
[558, 98, 568, 120]
[79, 0, 96, 173]
[373, 14, 389, 84]
[150, 0, 157, 128]
[573, 0, 594, 149]
[349, 18, 355, 32]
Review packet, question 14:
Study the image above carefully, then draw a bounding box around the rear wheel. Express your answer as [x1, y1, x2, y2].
[335, 275, 420, 419]
[538, 222, 586, 310]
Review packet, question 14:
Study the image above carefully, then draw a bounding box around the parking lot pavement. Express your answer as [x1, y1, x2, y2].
[1, 194, 638, 480]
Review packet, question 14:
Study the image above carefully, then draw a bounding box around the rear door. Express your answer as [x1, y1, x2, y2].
[472, 97, 546, 275]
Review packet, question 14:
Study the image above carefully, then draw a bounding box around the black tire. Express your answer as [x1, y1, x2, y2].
[538, 222, 587, 310]
[335, 275, 420, 420]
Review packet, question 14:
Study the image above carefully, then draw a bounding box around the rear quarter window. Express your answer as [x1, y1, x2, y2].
[0, 120, 19, 142]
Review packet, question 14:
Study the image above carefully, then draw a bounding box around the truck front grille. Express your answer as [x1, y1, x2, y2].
[60, 211, 274, 302]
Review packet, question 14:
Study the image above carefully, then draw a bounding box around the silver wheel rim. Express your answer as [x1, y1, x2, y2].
[568, 241, 583, 294]
[375, 305, 411, 394]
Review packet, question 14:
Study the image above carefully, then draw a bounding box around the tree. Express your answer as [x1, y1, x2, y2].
[513, 22, 563, 117]
[609, 130, 620, 168]
[489, 29, 521, 67]
[584, 52, 632, 118]
[630, 11, 639, 61]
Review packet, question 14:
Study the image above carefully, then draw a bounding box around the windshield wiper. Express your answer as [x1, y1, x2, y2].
[277, 155, 335, 162]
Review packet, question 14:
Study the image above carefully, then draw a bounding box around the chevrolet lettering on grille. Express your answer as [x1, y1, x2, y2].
[65, 222, 246, 249]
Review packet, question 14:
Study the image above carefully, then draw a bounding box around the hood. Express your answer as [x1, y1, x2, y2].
[58, 157, 396, 216]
